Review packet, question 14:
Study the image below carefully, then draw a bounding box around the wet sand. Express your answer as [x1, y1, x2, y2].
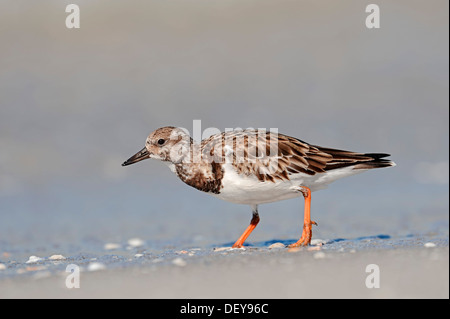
[1, 235, 448, 299]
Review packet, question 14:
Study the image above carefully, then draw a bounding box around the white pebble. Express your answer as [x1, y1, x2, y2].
[104, 243, 121, 250]
[424, 242, 436, 248]
[0, 263, 6, 270]
[26, 256, 43, 264]
[313, 251, 326, 259]
[172, 257, 187, 267]
[127, 238, 145, 247]
[49, 254, 66, 260]
[87, 262, 106, 271]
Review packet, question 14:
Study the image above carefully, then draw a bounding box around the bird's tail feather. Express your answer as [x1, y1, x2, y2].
[353, 153, 396, 170]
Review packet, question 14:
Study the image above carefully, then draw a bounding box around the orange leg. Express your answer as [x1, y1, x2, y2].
[288, 186, 317, 248]
[232, 205, 259, 248]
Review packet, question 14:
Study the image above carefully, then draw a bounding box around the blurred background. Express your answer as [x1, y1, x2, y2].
[0, 0, 448, 253]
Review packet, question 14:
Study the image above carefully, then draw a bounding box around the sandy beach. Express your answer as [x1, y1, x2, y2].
[1, 233, 448, 299]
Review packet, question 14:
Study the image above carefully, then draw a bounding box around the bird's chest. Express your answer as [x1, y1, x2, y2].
[175, 162, 224, 194]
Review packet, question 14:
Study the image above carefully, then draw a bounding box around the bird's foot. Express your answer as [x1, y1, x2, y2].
[287, 220, 318, 248]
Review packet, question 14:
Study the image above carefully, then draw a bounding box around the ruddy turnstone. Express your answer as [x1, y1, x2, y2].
[122, 126, 395, 248]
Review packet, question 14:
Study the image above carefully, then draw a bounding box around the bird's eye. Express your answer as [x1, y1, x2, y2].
[157, 139, 165, 145]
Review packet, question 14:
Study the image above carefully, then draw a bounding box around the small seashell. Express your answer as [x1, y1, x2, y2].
[268, 242, 286, 249]
[26, 256, 43, 264]
[49, 254, 66, 260]
[213, 247, 232, 252]
[310, 239, 329, 246]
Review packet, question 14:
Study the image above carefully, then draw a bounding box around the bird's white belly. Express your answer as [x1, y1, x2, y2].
[211, 164, 365, 205]
[213, 164, 300, 205]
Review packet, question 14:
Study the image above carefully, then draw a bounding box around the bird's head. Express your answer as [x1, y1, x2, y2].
[122, 126, 192, 166]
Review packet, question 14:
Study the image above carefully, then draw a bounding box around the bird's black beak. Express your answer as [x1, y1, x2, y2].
[122, 147, 150, 166]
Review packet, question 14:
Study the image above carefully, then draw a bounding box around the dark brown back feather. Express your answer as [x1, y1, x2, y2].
[201, 130, 394, 183]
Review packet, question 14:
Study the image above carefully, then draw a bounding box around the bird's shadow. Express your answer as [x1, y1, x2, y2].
[215, 234, 391, 249]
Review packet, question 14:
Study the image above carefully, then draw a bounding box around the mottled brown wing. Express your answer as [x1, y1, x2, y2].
[201, 130, 393, 183]
[200, 130, 328, 182]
